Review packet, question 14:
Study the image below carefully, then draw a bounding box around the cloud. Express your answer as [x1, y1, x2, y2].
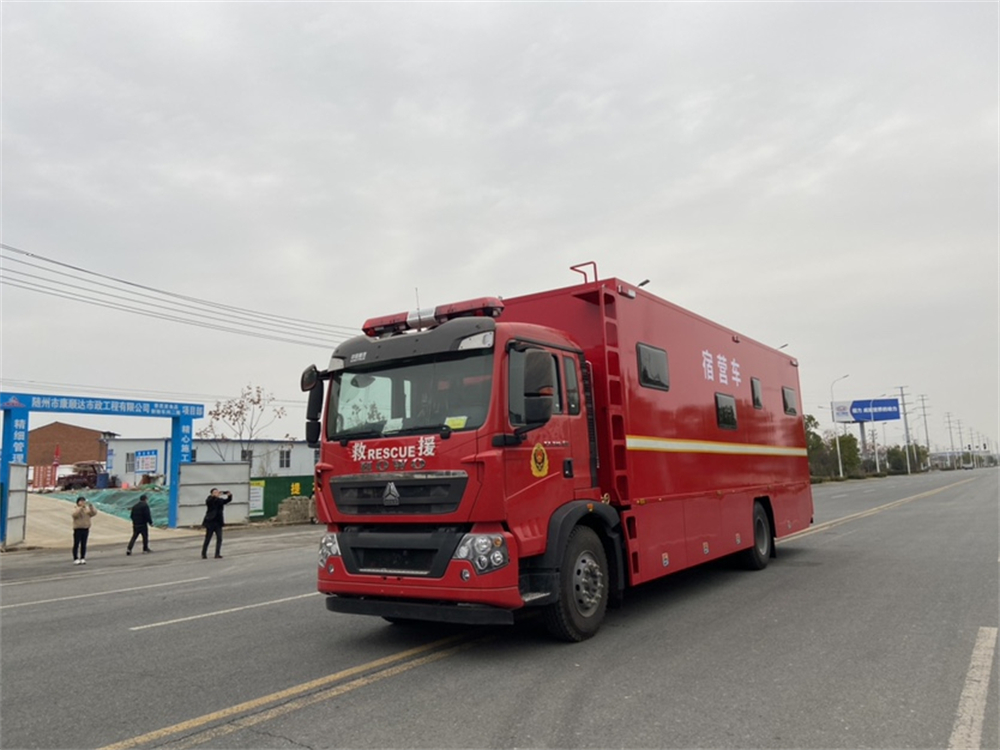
[2, 2, 996, 451]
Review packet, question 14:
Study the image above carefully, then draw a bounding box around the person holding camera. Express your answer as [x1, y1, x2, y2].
[71, 497, 97, 565]
[201, 488, 232, 559]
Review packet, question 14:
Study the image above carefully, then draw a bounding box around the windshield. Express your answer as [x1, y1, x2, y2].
[328, 351, 494, 439]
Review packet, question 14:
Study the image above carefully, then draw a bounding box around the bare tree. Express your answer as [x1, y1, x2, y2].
[196, 385, 287, 471]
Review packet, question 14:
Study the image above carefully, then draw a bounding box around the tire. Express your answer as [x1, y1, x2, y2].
[739, 502, 772, 570]
[543, 526, 609, 642]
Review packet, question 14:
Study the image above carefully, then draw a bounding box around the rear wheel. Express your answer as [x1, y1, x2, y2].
[543, 526, 608, 642]
[739, 502, 772, 570]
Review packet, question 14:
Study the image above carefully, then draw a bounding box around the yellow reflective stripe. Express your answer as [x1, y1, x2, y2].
[626, 435, 807, 457]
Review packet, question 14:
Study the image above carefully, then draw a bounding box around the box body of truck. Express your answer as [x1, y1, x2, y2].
[303, 275, 813, 640]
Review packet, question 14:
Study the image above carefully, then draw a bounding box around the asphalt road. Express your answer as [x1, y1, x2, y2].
[1, 470, 996, 749]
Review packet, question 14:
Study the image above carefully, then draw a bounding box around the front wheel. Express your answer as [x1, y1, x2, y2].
[738, 502, 773, 570]
[543, 526, 609, 642]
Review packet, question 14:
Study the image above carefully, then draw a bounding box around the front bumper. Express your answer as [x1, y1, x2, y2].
[325, 595, 514, 625]
[318, 526, 524, 614]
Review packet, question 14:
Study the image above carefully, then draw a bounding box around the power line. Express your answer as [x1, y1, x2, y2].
[3, 268, 350, 347]
[2, 253, 352, 338]
[0, 243, 361, 334]
[0, 243, 363, 347]
[2, 276, 343, 349]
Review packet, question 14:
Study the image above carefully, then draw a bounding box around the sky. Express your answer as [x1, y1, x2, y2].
[2, 2, 997, 456]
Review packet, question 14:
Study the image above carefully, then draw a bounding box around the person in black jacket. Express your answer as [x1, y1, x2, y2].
[201, 488, 232, 559]
[126, 494, 154, 555]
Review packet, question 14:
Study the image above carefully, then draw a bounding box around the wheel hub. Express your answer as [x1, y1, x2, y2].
[573, 552, 604, 616]
[754, 516, 768, 553]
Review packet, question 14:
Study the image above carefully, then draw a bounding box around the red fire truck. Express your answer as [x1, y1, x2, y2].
[301, 266, 813, 641]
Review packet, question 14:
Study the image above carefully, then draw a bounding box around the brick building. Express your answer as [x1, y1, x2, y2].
[27, 422, 114, 466]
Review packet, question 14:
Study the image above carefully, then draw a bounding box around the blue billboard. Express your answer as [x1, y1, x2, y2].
[0, 393, 203, 419]
[833, 398, 901, 423]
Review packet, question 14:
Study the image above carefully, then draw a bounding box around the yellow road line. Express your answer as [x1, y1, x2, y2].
[166, 637, 488, 749]
[97, 633, 475, 750]
[778, 477, 977, 544]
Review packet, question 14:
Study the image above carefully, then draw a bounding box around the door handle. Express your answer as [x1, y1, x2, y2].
[563, 459, 574, 478]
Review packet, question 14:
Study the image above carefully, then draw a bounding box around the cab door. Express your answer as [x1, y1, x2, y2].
[503, 346, 592, 558]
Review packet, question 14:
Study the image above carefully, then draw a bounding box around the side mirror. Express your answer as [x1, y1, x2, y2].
[306, 383, 324, 422]
[301, 365, 320, 392]
[302, 365, 324, 445]
[523, 350, 554, 395]
[519, 349, 554, 431]
[523, 395, 553, 424]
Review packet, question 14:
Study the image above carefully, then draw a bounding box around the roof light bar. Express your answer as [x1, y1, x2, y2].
[434, 297, 504, 323]
[362, 297, 505, 337]
[361, 311, 409, 337]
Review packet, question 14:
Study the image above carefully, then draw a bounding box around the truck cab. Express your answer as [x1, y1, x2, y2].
[303, 297, 618, 640]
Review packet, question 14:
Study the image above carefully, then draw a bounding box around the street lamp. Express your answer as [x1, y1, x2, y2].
[830, 374, 850, 479]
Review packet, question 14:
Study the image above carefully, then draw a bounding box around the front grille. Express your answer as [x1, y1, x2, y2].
[354, 548, 436, 575]
[338, 526, 468, 578]
[331, 472, 468, 515]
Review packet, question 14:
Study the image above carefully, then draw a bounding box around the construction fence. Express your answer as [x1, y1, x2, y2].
[47, 474, 316, 527]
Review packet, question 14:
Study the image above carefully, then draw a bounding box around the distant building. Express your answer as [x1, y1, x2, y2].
[106, 436, 317, 487]
[27, 422, 116, 466]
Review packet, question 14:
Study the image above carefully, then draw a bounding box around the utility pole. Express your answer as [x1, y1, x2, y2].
[957, 419, 965, 467]
[898, 386, 913, 474]
[830, 374, 850, 479]
[918, 395, 932, 466]
[945, 413, 956, 469]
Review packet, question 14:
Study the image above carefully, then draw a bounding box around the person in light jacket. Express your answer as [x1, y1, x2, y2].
[201, 488, 232, 559]
[126, 494, 154, 555]
[71, 497, 97, 565]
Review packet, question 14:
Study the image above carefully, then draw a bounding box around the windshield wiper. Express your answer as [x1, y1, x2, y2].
[333, 426, 386, 445]
[384, 423, 453, 439]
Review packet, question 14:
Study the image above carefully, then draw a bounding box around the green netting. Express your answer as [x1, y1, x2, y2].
[47, 488, 172, 527]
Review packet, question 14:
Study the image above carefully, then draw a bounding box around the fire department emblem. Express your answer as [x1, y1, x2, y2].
[530, 443, 549, 478]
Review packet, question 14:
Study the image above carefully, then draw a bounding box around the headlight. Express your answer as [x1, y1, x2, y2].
[318, 533, 341, 568]
[473, 536, 492, 555]
[453, 533, 509, 574]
